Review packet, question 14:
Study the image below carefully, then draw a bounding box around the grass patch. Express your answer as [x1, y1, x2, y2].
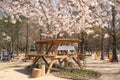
[53, 68, 101, 79]
[25, 65, 32, 69]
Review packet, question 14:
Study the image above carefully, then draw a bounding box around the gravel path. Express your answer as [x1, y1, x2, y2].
[85, 57, 120, 80]
[0, 57, 120, 80]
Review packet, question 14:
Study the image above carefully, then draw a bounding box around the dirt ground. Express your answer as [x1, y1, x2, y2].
[0, 57, 120, 80]
[85, 57, 120, 80]
[0, 61, 69, 80]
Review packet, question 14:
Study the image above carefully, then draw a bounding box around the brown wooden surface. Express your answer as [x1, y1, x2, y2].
[46, 59, 55, 74]
[31, 39, 82, 74]
[36, 39, 80, 44]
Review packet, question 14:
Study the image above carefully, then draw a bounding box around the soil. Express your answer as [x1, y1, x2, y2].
[0, 56, 120, 80]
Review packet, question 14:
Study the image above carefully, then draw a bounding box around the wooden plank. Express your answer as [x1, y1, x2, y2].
[54, 39, 80, 44]
[34, 39, 82, 74]
[72, 57, 82, 69]
[26, 54, 41, 57]
[58, 58, 67, 67]
[46, 59, 55, 74]
[36, 39, 80, 44]
[55, 55, 67, 59]
[45, 55, 55, 58]
[32, 56, 41, 66]
[33, 57, 38, 63]
[46, 43, 54, 55]
[41, 56, 49, 67]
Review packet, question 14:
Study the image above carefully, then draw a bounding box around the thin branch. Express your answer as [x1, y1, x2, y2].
[116, 0, 120, 4]
[39, 0, 48, 20]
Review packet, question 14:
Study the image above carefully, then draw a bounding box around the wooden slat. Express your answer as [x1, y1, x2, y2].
[36, 39, 80, 44]
[26, 54, 40, 57]
[41, 56, 49, 67]
[45, 55, 55, 58]
[46, 43, 54, 55]
[32, 56, 41, 66]
[54, 39, 80, 44]
[46, 59, 54, 74]
[32, 39, 82, 74]
[58, 58, 67, 66]
[55, 55, 67, 59]
[72, 57, 82, 69]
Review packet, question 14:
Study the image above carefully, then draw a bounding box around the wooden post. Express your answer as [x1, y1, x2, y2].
[41, 56, 49, 67]
[72, 57, 82, 69]
[32, 68, 42, 78]
[46, 59, 54, 74]
[32, 56, 41, 66]
[39, 64, 45, 76]
[46, 43, 54, 55]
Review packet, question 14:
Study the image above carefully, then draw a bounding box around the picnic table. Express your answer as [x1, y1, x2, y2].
[28, 39, 83, 74]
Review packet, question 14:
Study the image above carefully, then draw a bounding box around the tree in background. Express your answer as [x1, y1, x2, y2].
[0, 16, 23, 52]
[0, 0, 119, 63]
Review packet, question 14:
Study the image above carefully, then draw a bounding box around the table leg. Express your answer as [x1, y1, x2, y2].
[32, 56, 40, 66]
[72, 57, 82, 69]
[41, 56, 49, 67]
[46, 59, 54, 74]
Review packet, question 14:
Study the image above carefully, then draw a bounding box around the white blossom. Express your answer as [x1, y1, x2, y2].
[104, 33, 109, 38]
[0, 0, 119, 38]
[86, 30, 94, 34]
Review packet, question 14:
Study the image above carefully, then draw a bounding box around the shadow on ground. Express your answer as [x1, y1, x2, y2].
[14, 68, 32, 78]
[65, 78, 97, 80]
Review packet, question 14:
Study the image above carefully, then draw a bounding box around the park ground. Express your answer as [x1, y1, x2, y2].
[0, 56, 120, 80]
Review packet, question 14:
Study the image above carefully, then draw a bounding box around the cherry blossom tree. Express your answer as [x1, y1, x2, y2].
[0, 0, 119, 62]
[0, 0, 95, 38]
[91, 0, 120, 62]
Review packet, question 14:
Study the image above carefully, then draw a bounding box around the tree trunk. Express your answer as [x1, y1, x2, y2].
[78, 34, 80, 53]
[11, 25, 14, 50]
[100, 29, 104, 60]
[85, 40, 88, 53]
[111, 6, 118, 62]
[112, 34, 118, 62]
[106, 36, 111, 58]
[106, 22, 111, 58]
[16, 24, 19, 53]
[39, 29, 42, 40]
[26, 22, 29, 54]
[57, 33, 60, 39]
[80, 32, 85, 54]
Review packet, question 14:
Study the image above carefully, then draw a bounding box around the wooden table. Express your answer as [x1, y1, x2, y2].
[31, 39, 82, 74]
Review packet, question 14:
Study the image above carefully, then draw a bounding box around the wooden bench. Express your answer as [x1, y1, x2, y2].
[11, 53, 25, 61]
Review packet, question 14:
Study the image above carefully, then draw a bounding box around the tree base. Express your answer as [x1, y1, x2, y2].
[111, 59, 118, 63]
[100, 58, 104, 60]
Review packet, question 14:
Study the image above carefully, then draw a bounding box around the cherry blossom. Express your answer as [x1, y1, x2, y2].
[0, 0, 119, 38]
